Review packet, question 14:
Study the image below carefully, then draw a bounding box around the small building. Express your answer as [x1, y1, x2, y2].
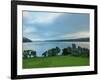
[23, 50, 36, 58]
[72, 44, 76, 49]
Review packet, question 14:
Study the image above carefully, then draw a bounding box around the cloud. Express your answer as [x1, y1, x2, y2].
[61, 31, 89, 39]
[22, 11, 89, 41]
[32, 13, 63, 24]
[23, 11, 63, 25]
[23, 26, 37, 33]
[23, 31, 89, 41]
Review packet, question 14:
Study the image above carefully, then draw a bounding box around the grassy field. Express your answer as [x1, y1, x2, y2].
[23, 55, 89, 69]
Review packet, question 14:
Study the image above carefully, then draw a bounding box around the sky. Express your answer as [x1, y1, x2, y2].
[22, 11, 90, 41]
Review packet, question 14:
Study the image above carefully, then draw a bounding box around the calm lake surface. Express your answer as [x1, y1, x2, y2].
[23, 42, 89, 57]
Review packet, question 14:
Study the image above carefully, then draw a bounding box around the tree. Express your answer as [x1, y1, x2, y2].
[31, 50, 36, 57]
[23, 50, 36, 58]
[42, 47, 60, 56]
[23, 50, 28, 58]
[62, 48, 71, 55]
[42, 51, 47, 57]
[46, 47, 61, 57]
[56, 47, 60, 54]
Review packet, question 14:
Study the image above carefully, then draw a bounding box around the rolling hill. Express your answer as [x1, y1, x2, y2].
[38, 37, 90, 42]
[23, 37, 32, 42]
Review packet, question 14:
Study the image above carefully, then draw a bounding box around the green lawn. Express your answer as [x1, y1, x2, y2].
[23, 55, 89, 69]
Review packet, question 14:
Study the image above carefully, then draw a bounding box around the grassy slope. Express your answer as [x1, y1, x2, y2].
[23, 55, 89, 69]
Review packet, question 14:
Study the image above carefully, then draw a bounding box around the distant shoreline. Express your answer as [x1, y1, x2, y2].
[23, 37, 89, 43]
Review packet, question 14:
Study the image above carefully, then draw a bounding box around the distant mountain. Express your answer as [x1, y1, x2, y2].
[23, 37, 32, 42]
[63, 37, 90, 42]
[41, 37, 90, 42]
